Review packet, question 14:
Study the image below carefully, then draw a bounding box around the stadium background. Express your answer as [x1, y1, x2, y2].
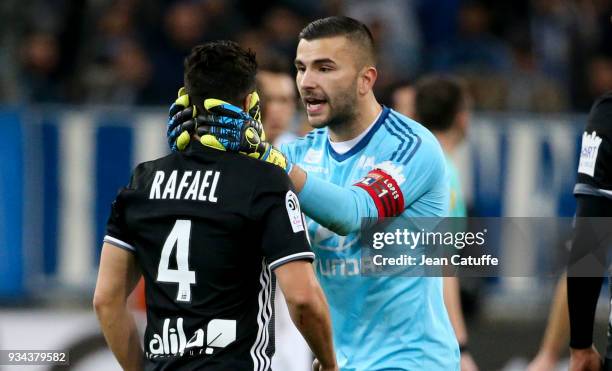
[1, 0, 611, 370]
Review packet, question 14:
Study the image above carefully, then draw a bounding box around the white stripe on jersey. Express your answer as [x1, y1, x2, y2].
[261, 263, 273, 371]
[250, 260, 272, 370]
[103, 235, 136, 251]
[574, 183, 612, 200]
[268, 252, 315, 270]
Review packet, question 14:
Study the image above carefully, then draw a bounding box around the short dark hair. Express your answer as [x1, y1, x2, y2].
[184, 41, 257, 107]
[298, 16, 376, 65]
[414, 76, 468, 132]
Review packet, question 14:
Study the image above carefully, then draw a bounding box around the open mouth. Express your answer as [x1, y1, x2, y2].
[304, 97, 327, 114]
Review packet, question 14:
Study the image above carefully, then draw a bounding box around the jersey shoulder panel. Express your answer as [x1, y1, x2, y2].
[378, 110, 446, 173]
[575, 93, 612, 196]
[128, 152, 186, 190]
[377, 110, 442, 165]
[367, 110, 448, 214]
[250, 156, 295, 194]
[281, 128, 327, 163]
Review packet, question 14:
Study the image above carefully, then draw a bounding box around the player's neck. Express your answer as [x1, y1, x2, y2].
[328, 97, 381, 142]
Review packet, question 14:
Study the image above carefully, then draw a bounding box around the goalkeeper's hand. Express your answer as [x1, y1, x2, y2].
[167, 88, 264, 152]
[166, 92, 292, 173]
[167, 87, 194, 152]
[198, 98, 292, 173]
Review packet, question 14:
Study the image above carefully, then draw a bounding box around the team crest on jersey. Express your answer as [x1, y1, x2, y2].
[356, 155, 376, 169]
[578, 131, 602, 177]
[285, 191, 304, 233]
[359, 172, 383, 186]
[374, 161, 406, 185]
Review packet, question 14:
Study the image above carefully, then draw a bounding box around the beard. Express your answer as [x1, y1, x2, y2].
[310, 80, 359, 129]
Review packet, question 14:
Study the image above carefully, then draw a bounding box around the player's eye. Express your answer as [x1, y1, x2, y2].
[319, 66, 333, 72]
[295, 65, 306, 73]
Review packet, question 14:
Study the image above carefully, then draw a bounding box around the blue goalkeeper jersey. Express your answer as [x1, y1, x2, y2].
[281, 106, 459, 371]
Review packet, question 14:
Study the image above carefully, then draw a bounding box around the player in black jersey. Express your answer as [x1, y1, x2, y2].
[568, 91, 612, 371]
[93, 41, 337, 371]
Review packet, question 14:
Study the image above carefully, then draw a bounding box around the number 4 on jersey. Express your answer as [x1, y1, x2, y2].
[157, 220, 196, 302]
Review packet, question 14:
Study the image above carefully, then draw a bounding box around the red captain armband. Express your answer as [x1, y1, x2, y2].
[353, 169, 405, 218]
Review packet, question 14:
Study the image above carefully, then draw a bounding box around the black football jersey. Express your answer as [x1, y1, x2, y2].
[574, 91, 612, 199]
[103, 142, 314, 371]
[572, 92, 612, 367]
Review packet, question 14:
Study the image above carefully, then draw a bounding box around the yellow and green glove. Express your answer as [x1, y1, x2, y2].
[166, 89, 292, 173]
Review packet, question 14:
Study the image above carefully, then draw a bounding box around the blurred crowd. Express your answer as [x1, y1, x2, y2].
[1, 0, 612, 112]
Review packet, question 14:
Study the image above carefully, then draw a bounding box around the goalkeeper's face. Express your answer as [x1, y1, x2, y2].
[295, 36, 362, 128]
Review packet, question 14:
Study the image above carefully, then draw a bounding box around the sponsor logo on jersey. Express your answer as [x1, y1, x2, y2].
[147, 317, 236, 358]
[304, 148, 323, 164]
[315, 257, 360, 276]
[285, 190, 304, 233]
[578, 131, 602, 177]
[311, 223, 360, 252]
[300, 164, 329, 174]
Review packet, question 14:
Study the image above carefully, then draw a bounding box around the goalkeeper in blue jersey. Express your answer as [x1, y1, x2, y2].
[167, 16, 459, 371]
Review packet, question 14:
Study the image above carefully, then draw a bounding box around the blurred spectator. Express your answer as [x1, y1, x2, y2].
[432, 1, 511, 75]
[344, 0, 422, 86]
[257, 57, 298, 146]
[256, 57, 310, 371]
[569, 0, 612, 110]
[430, 1, 511, 110]
[236, 29, 270, 58]
[83, 39, 152, 104]
[96, 1, 136, 53]
[145, 1, 209, 104]
[261, 7, 304, 61]
[2, 0, 611, 112]
[530, 0, 581, 87]
[587, 56, 612, 100]
[417, 0, 461, 53]
[384, 80, 416, 118]
[19, 33, 63, 102]
[505, 30, 567, 112]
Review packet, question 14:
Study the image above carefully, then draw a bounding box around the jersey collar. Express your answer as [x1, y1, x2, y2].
[326, 105, 390, 162]
[183, 140, 225, 160]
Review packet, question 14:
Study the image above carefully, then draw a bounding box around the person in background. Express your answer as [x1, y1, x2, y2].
[527, 273, 570, 371]
[257, 57, 299, 147]
[257, 57, 312, 371]
[566, 92, 612, 371]
[409, 75, 479, 371]
[529, 92, 612, 371]
[387, 79, 416, 119]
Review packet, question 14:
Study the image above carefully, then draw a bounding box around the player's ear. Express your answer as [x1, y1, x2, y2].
[242, 93, 253, 112]
[358, 66, 377, 96]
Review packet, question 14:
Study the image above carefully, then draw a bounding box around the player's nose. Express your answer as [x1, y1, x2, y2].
[298, 69, 318, 91]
